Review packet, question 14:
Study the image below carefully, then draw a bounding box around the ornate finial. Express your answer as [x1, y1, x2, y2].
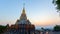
[23, 2, 25, 8]
[23, 0, 25, 8]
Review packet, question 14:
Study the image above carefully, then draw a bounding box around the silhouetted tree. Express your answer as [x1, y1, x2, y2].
[0, 25, 7, 34]
[53, 0, 60, 16]
[54, 25, 60, 31]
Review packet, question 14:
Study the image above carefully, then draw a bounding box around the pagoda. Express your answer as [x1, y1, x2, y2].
[3, 7, 35, 34]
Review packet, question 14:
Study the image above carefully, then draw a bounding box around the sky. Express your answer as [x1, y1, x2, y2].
[0, 0, 60, 28]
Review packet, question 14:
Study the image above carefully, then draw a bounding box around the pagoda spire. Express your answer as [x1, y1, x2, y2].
[20, 7, 27, 20]
[15, 0, 31, 24]
[22, 7, 25, 15]
[19, 0, 27, 20]
[22, 1, 25, 14]
[22, 0, 25, 14]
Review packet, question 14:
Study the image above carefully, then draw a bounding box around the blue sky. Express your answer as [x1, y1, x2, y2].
[0, 0, 60, 28]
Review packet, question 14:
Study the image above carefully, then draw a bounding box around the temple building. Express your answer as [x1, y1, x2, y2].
[3, 7, 35, 34]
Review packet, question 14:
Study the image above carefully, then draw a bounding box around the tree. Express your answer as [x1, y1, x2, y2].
[0, 25, 7, 34]
[54, 25, 60, 31]
[53, 0, 60, 16]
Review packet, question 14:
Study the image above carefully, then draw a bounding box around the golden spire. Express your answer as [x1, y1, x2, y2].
[22, 0, 25, 14]
[20, 1, 27, 20]
[22, 7, 25, 14]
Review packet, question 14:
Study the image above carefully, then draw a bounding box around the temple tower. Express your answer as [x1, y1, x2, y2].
[15, 7, 31, 25]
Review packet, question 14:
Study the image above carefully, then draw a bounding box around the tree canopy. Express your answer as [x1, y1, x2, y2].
[53, 0, 60, 16]
[54, 25, 60, 31]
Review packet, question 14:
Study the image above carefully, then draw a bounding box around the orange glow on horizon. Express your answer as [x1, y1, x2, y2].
[30, 18, 60, 26]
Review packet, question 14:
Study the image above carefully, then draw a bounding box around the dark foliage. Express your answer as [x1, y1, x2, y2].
[53, 0, 60, 11]
[0, 25, 7, 34]
[53, 0, 60, 16]
[54, 25, 60, 31]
